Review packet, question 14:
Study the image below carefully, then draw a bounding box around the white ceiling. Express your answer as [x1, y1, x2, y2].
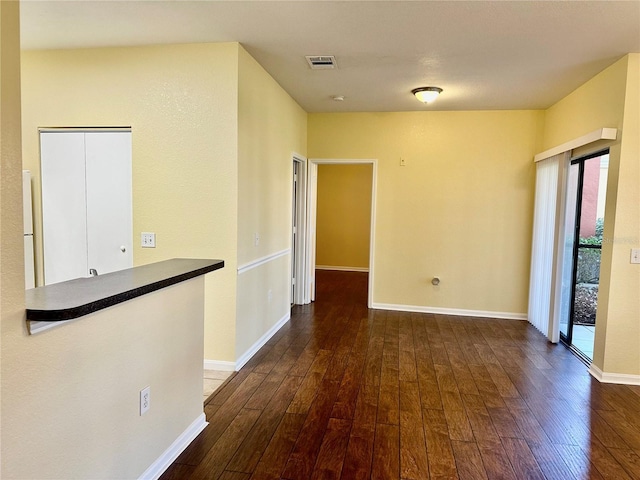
[19, 1, 640, 113]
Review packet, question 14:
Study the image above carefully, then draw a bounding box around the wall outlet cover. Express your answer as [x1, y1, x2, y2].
[140, 386, 150, 415]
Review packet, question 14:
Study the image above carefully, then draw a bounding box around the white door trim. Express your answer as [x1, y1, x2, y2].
[292, 154, 309, 305]
[306, 158, 377, 308]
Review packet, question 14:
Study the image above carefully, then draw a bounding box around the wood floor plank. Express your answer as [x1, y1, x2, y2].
[461, 394, 499, 442]
[159, 463, 195, 480]
[226, 375, 304, 473]
[553, 443, 605, 480]
[413, 318, 442, 411]
[249, 413, 306, 480]
[177, 372, 266, 465]
[281, 379, 341, 480]
[486, 405, 522, 439]
[444, 342, 480, 396]
[340, 383, 379, 480]
[340, 428, 375, 480]
[429, 342, 450, 366]
[450, 440, 488, 480]
[476, 439, 517, 480]
[399, 381, 429, 480]
[371, 423, 400, 480]
[189, 408, 261, 480]
[398, 313, 418, 383]
[330, 352, 367, 420]
[597, 408, 640, 451]
[287, 349, 334, 414]
[436, 365, 474, 442]
[468, 364, 506, 409]
[581, 437, 633, 479]
[219, 472, 251, 480]
[423, 409, 458, 479]
[503, 397, 551, 445]
[310, 417, 352, 480]
[243, 370, 286, 411]
[528, 441, 580, 480]
[500, 437, 546, 480]
[378, 324, 400, 426]
[362, 313, 385, 387]
[607, 448, 640, 480]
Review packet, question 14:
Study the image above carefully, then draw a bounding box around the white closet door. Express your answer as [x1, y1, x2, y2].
[85, 132, 133, 276]
[41, 132, 88, 284]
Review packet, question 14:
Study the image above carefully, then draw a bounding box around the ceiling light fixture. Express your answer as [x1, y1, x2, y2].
[412, 86, 442, 103]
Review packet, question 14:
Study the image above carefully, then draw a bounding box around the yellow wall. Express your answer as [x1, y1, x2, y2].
[309, 111, 543, 316]
[316, 164, 372, 270]
[3, 279, 207, 479]
[20, 43, 239, 362]
[236, 46, 307, 361]
[543, 55, 640, 377]
[0, 0, 24, 469]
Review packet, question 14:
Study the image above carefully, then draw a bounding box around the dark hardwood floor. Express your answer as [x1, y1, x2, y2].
[161, 270, 640, 479]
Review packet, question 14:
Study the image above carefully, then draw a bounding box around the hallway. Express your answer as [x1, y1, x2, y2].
[162, 270, 640, 479]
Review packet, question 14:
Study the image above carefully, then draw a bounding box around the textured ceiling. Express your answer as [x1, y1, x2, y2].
[19, 1, 640, 112]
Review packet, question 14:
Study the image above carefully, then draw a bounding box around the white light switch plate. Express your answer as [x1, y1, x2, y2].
[631, 248, 640, 264]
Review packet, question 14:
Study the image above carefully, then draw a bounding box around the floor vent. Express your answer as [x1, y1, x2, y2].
[305, 55, 337, 69]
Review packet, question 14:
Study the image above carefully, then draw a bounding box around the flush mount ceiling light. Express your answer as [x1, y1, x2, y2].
[412, 86, 443, 103]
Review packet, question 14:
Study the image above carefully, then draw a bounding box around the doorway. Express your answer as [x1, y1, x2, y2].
[291, 156, 307, 305]
[306, 159, 377, 307]
[559, 150, 609, 361]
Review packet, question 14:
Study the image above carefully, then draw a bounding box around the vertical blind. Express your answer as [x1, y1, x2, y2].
[528, 154, 561, 337]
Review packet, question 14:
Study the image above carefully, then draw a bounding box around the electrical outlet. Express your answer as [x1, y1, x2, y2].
[268, 289, 273, 303]
[141, 232, 156, 248]
[140, 386, 150, 415]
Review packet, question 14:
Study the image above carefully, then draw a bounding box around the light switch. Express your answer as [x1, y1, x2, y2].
[141, 232, 156, 248]
[631, 248, 640, 264]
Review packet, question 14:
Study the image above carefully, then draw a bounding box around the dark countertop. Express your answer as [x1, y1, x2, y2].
[26, 258, 224, 321]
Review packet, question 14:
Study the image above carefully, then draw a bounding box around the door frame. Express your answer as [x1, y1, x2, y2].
[305, 158, 377, 307]
[560, 149, 608, 357]
[291, 154, 308, 305]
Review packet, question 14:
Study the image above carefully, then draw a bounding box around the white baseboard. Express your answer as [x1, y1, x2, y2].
[138, 413, 207, 480]
[589, 364, 640, 385]
[371, 302, 527, 321]
[235, 311, 291, 370]
[316, 265, 369, 273]
[203, 359, 236, 372]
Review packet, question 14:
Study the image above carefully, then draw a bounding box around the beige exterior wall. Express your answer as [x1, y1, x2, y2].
[542, 54, 640, 377]
[309, 110, 543, 315]
[316, 164, 372, 270]
[236, 46, 307, 362]
[20, 43, 239, 362]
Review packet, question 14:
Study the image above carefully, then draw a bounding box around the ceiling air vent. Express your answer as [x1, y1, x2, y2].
[305, 55, 337, 69]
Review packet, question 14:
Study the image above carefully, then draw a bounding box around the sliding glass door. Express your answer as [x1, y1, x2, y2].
[560, 150, 609, 361]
